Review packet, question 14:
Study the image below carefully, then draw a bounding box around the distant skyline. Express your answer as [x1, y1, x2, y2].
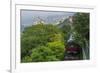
[21, 10, 75, 27]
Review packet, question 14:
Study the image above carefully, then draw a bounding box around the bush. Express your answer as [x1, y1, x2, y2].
[21, 23, 65, 62]
[22, 56, 32, 63]
[30, 41, 65, 62]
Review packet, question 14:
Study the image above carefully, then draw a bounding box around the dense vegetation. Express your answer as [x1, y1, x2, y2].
[21, 13, 89, 62]
[21, 22, 65, 62]
[73, 13, 90, 59]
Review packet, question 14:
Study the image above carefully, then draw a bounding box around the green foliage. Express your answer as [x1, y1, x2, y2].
[30, 41, 65, 62]
[21, 23, 65, 62]
[72, 13, 89, 47]
[58, 18, 71, 43]
[72, 13, 90, 59]
[21, 13, 90, 62]
[73, 13, 89, 41]
[21, 56, 32, 62]
[31, 46, 57, 62]
[60, 24, 71, 43]
[47, 41, 65, 60]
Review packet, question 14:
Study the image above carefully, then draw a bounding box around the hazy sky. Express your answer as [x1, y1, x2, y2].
[21, 10, 75, 26]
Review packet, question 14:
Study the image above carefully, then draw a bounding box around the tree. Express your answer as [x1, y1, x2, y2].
[57, 18, 71, 43]
[73, 13, 89, 41]
[30, 41, 65, 62]
[72, 13, 90, 59]
[47, 41, 65, 60]
[21, 22, 65, 62]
